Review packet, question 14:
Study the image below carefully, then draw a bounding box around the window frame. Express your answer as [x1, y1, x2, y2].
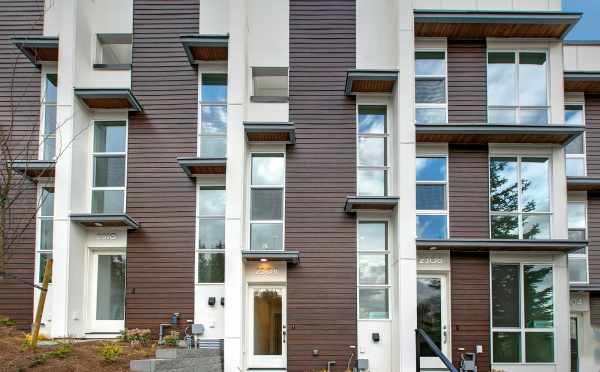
[94, 33, 133, 69]
[198, 70, 228, 158]
[415, 48, 448, 124]
[35, 183, 54, 284]
[195, 183, 226, 285]
[250, 66, 289, 102]
[356, 104, 391, 196]
[567, 200, 589, 285]
[40, 72, 57, 161]
[564, 103, 587, 177]
[416, 155, 449, 239]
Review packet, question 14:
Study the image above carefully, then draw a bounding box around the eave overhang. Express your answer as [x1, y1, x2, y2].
[567, 176, 600, 191]
[181, 34, 229, 64]
[70, 213, 140, 230]
[564, 71, 600, 93]
[74, 88, 143, 112]
[415, 123, 583, 145]
[345, 70, 398, 96]
[416, 239, 586, 253]
[12, 36, 59, 66]
[242, 250, 300, 265]
[570, 284, 600, 292]
[11, 160, 55, 179]
[244, 122, 295, 144]
[178, 157, 226, 177]
[345, 196, 399, 213]
[414, 10, 581, 39]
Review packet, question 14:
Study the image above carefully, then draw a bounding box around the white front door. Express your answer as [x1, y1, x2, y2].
[248, 286, 287, 369]
[417, 274, 450, 369]
[89, 251, 126, 333]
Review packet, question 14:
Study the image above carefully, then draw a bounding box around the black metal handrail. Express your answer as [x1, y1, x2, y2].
[415, 328, 458, 372]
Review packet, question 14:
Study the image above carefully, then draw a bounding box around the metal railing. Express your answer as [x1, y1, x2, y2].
[415, 328, 458, 372]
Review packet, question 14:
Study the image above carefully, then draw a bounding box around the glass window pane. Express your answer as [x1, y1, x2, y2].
[198, 187, 225, 216]
[488, 109, 516, 124]
[253, 74, 288, 97]
[100, 42, 132, 65]
[44, 104, 56, 134]
[569, 229, 586, 241]
[569, 257, 588, 283]
[358, 106, 386, 134]
[522, 214, 551, 240]
[415, 51, 445, 76]
[357, 169, 386, 196]
[491, 215, 519, 239]
[493, 332, 521, 363]
[565, 134, 584, 155]
[359, 254, 388, 285]
[519, 109, 548, 125]
[40, 219, 53, 251]
[200, 136, 226, 158]
[197, 252, 225, 283]
[358, 137, 385, 166]
[253, 289, 283, 355]
[96, 255, 125, 320]
[43, 137, 56, 161]
[566, 158, 585, 177]
[198, 219, 225, 250]
[490, 158, 518, 212]
[252, 155, 285, 186]
[525, 332, 554, 363]
[492, 264, 520, 327]
[416, 215, 447, 239]
[40, 187, 54, 216]
[415, 79, 446, 104]
[358, 222, 386, 251]
[416, 185, 446, 210]
[565, 105, 584, 125]
[568, 203, 586, 229]
[521, 157, 550, 212]
[416, 107, 446, 124]
[519, 52, 547, 106]
[94, 156, 125, 187]
[251, 189, 283, 221]
[38, 252, 52, 283]
[201, 106, 227, 134]
[524, 265, 553, 328]
[417, 278, 442, 357]
[45, 74, 57, 103]
[250, 223, 283, 251]
[359, 288, 389, 319]
[201, 73, 227, 102]
[416, 157, 446, 181]
[94, 122, 126, 153]
[488, 52, 516, 106]
[92, 190, 124, 213]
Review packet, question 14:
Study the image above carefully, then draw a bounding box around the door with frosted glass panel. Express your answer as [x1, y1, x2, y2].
[89, 252, 126, 332]
[417, 275, 449, 369]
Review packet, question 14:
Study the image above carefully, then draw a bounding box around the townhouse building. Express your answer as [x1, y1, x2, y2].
[1, 0, 600, 371]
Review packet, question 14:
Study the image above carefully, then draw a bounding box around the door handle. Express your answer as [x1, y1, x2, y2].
[282, 330, 287, 343]
[443, 325, 447, 344]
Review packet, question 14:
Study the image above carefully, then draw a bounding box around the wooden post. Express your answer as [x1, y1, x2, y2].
[31, 258, 52, 348]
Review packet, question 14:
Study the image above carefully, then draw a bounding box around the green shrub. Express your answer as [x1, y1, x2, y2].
[120, 328, 152, 346]
[29, 354, 49, 367]
[47, 343, 72, 358]
[100, 342, 122, 363]
[163, 330, 179, 347]
[0, 316, 16, 327]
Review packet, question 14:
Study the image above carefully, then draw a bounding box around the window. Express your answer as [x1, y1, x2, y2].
[416, 156, 448, 239]
[251, 67, 288, 102]
[358, 222, 390, 320]
[197, 186, 225, 283]
[487, 51, 548, 125]
[565, 105, 586, 177]
[568, 201, 588, 284]
[91, 121, 127, 213]
[37, 186, 54, 283]
[357, 106, 388, 196]
[41, 74, 57, 161]
[490, 157, 551, 239]
[94, 34, 132, 68]
[492, 264, 554, 363]
[199, 73, 227, 158]
[415, 51, 447, 124]
[250, 154, 284, 251]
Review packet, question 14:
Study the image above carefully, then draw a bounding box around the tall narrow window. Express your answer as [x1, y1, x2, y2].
[199, 73, 227, 158]
[197, 186, 225, 283]
[41, 74, 57, 160]
[487, 51, 548, 125]
[415, 51, 447, 124]
[489, 157, 551, 239]
[416, 156, 448, 239]
[250, 154, 284, 251]
[357, 106, 388, 196]
[91, 121, 127, 213]
[568, 201, 588, 284]
[37, 186, 54, 283]
[565, 105, 586, 177]
[358, 222, 390, 320]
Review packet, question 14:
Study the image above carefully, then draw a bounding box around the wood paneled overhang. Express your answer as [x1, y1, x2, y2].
[344, 196, 399, 213]
[414, 10, 581, 39]
[417, 239, 586, 253]
[181, 34, 228, 64]
[11, 160, 55, 179]
[177, 157, 226, 177]
[74, 88, 143, 112]
[70, 213, 140, 230]
[416, 123, 583, 145]
[12, 36, 59, 66]
[242, 250, 300, 265]
[344, 69, 398, 96]
[244, 122, 295, 144]
[565, 71, 600, 93]
[567, 176, 600, 191]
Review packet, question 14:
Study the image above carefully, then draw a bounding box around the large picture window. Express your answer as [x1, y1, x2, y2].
[568, 201, 588, 284]
[250, 154, 284, 251]
[357, 106, 388, 196]
[197, 186, 225, 283]
[199, 73, 227, 158]
[416, 156, 448, 239]
[492, 264, 554, 364]
[415, 51, 447, 124]
[358, 221, 390, 320]
[487, 51, 548, 125]
[41, 74, 57, 160]
[565, 104, 586, 177]
[37, 186, 54, 283]
[91, 121, 127, 213]
[489, 156, 551, 239]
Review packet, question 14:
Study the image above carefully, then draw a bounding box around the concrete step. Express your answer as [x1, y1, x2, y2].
[155, 347, 223, 360]
[131, 348, 223, 372]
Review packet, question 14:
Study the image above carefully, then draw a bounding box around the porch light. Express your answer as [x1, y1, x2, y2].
[260, 258, 269, 262]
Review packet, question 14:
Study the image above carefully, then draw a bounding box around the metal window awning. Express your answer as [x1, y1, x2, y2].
[345, 70, 398, 96]
[181, 34, 229, 64]
[414, 10, 581, 39]
[12, 36, 59, 66]
[564, 71, 600, 93]
[242, 250, 300, 265]
[345, 196, 399, 213]
[74, 88, 143, 112]
[416, 124, 584, 145]
[11, 160, 55, 179]
[571, 284, 600, 292]
[416, 239, 587, 253]
[244, 122, 295, 144]
[178, 157, 227, 177]
[70, 213, 140, 230]
[567, 176, 600, 191]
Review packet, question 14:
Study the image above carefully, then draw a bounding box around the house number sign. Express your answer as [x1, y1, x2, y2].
[96, 232, 118, 241]
[418, 256, 444, 265]
[256, 265, 279, 276]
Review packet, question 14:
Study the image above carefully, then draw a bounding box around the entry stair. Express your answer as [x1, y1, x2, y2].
[130, 347, 223, 372]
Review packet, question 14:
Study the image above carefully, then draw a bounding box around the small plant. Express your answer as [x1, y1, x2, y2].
[120, 328, 152, 347]
[21, 332, 49, 349]
[29, 354, 49, 367]
[0, 316, 16, 327]
[100, 342, 122, 362]
[47, 342, 73, 358]
[163, 330, 180, 347]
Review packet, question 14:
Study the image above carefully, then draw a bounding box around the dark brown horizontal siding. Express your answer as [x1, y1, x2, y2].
[449, 145, 489, 239]
[447, 39, 487, 124]
[126, 0, 198, 330]
[587, 193, 600, 284]
[0, 0, 43, 328]
[586, 94, 600, 177]
[287, 0, 356, 371]
[451, 252, 490, 372]
[591, 292, 600, 326]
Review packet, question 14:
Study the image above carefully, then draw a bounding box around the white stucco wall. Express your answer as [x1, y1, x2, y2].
[200, 0, 229, 35]
[356, 0, 397, 69]
[414, 0, 560, 11]
[564, 44, 600, 72]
